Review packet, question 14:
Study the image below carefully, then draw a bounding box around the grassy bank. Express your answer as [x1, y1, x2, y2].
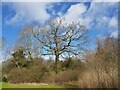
[1, 82, 77, 88]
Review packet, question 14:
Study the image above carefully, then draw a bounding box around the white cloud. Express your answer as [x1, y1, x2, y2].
[109, 17, 118, 27]
[5, 1, 118, 29]
[63, 2, 117, 30]
[85, 2, 117, 28]
[5, 2, 50, 25]
[64, 3, 87, 22]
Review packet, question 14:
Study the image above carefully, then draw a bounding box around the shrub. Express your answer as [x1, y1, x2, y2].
[43, 69, 83, 85]
[2, 74, 8, 82]
[7, 58, 51, 83]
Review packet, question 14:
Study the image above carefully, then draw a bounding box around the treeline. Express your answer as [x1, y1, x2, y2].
[2, 36, 118, 88]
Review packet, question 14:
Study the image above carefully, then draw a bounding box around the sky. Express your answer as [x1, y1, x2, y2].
[1, 0, 118, 61]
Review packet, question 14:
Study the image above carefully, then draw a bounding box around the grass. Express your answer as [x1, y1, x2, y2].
[1, 82, 63, 88]
[1, 82, 77, 88]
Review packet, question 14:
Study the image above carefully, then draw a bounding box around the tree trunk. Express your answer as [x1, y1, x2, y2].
[54, 29, 60, 74]
[55, 54, 60, 74]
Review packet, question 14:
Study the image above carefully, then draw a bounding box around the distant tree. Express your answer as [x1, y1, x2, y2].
[16, 26, 40, 61]
[32, 17, 87, 74]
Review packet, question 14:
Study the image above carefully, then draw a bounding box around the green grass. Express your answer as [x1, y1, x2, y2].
[1, 82, 63, 88]
[1, 82, 77, 88]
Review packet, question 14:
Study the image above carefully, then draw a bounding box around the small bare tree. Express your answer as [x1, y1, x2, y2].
[32, 17, 87, 73]
[16, 26, 40, 60]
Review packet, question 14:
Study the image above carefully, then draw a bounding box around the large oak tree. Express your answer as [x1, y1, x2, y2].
[32, 18, 87, 73]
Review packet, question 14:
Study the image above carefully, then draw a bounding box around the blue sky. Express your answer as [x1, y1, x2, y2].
[1, 1, 118, 60]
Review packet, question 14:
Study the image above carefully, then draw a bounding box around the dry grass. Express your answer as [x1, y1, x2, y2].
[78, 68, 118, 88]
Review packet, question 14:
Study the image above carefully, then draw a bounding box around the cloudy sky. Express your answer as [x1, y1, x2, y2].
[1, 1, 118, 61]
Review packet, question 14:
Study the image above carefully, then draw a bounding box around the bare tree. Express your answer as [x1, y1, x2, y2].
[16, 25, 40, 60]
[32, 17, 87, 73]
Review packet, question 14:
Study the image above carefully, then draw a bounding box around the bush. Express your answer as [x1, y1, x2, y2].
[78, 68, 118, 88]
[2, 74, 8, 82]
[42, 69, 83, 85]
[62, 58, 86, 70]
[7, 58, 51, 83]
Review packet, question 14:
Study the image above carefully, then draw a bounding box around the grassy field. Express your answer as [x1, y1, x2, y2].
[0, 82, 77, 88]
